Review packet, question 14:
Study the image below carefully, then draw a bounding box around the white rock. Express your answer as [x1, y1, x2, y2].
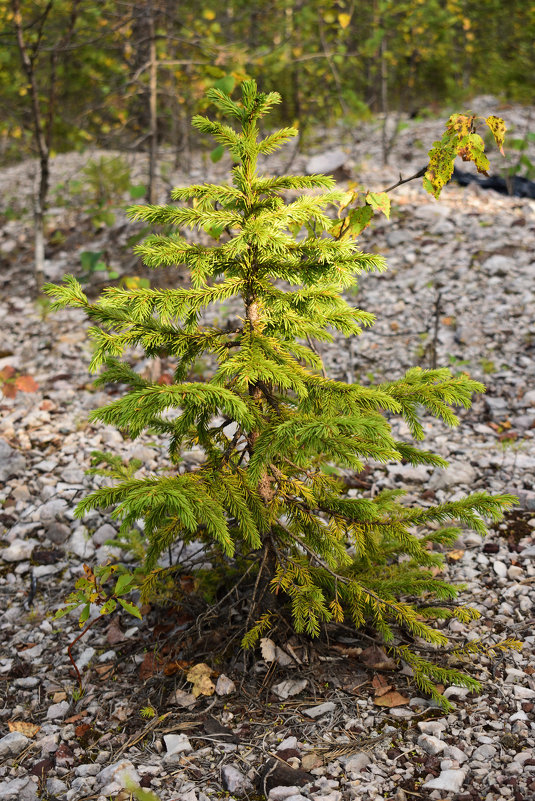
[277, 736, 298, 751]
[513, 685, 535, 699]
[483, 255, 510, 277]
[168, 689, 196, 708]
[505, 668, 526, 683]
[77, 647, 96, 670]
[443, 745, 468, 763]
[510, 711, 529, 722]
[423, 769, 466, 792]
[0, 438, 26, 482]
[418, 734, 446, 755]
[39, 498, 68, 522]
[429, 462, 476, 490]
[521, 389, 535, 406]
[272, 678, 307, 699]
[282, 796, 308, 801]
[163, 733, 192, 754]
[472, 744, 496, 760]
[343, 752, 371, 773]
[418, 721, 446, 737]
[46, 779, 67, 795]
[0, 777, 38, 801]
[269, 787, 302, 801]
[68, 527, 95, 559]
[0, 731, 30, 758]
[306, 148, 347, 175]
[508, 565, 524, 579]
[443, 685, 471, 699]
[47, 701, 70, 720]
[493, 560, 507, 578]
[92, 523, 117, 546]
[221, 764, 252, 794]
[303, 701, 336, 718]
[97, 760, 140, 792]
[215, 674, 236, 696]
[2, 538, 35, 562]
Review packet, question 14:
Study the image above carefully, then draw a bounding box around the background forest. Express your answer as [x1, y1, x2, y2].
[1, 0, 534, 170]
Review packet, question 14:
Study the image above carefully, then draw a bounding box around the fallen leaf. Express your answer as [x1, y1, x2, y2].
[447, 549, 465, 561]
[203, 715, 238, 742]
[65, 713, 84, 724]
[372, 674, 393, 697]
[75, 723, 92, 740]
[0, 366, 16, 380]
[8, 720, 40, 738]
[261, 637, 277, 662]
[186, 662, 215, 697]
[163, 660, 190, 676]
[301, 752, 323, 771]
[53, 691, 67, 703]
[360, 645, 397, 671]
[94, 664, 114, 680]
[168, 689, 197, 708]
[260, 637, 294, 666]
[15, 375, 39, 393]
[139, 652, 163, 680]
[373, 690, 409, 707]
[106, 618, 127, 645]
[31, 758, 54, 778]
[1, 383, 17, 399]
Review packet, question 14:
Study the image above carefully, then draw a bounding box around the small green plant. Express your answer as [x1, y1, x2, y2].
[79, 251, 119, 283]
[46, 83, 518, 706]
[480, 357, 496, 375]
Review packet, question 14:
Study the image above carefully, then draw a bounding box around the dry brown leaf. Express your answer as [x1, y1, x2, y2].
[373, 690, 409, 707]
[360, 645, 397, 671]
[139, 652, 163, 680]
[1, 383, 17, 399]
[372, 674, 393, 697]
[447, 549, 465, 561]
[15, 375, 39, 393]
[94, 664, 114, 680]
[260, 637, 277, 662]
[8, 720, 40, 738]
[301, 752, 323, 771]
[186, 662, 215, 697]
[0, 366, 16, 380]
[52, 691, 67, 703]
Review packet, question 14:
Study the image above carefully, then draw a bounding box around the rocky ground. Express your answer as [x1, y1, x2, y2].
[1, 98, 535, 801]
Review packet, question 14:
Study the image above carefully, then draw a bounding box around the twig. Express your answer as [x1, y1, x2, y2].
[67, 615, 102, 693]
[382, 165, 427, 193]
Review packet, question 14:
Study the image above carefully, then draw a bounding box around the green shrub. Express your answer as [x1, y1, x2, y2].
[46, 83, 518, 706]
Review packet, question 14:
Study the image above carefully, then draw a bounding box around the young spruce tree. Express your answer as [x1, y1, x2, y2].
[47, 82, 517, 703]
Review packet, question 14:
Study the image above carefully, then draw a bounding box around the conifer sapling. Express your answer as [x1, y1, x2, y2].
[46, 82, 519, 705]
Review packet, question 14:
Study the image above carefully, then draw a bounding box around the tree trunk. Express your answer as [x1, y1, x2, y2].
[148, 3, 158, 204]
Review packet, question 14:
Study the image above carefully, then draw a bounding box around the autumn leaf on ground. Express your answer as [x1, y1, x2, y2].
[447, 549, 465, 561]
[15, 374, 39, 393]
[373, 690, 409, 707]
[186, 662, 215, 697]
[372, 674, 393, 697]
[359, 645, 397, 671]
[139, 651, 163, 680]
[8, 720, 40, 738]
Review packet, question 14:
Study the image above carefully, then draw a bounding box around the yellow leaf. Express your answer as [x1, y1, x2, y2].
[186, 662, 215, 697]
[8, 721, 40, 738]
[338, 13, 351, 29]
[447, 549, 465, 561]
[203, 9, 216, 19]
